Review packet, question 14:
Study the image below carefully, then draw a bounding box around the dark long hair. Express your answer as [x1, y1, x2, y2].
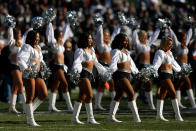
[111, 33, 127, 50]
[25, 30, 38, 47]
[77, 32, 91, 48]
[54, 29, 62, 40]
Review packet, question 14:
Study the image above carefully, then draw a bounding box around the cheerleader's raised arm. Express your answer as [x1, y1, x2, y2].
[46, 22, 73, 46]
[169, 27, 192, 47]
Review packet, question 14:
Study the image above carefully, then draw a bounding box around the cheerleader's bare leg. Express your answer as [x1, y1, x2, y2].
[108, 80, 123, 122]
[48, 71, 61, 112]
[184, 76, 196, 109]
[57, 70, 73, 111]
[156, 81, 169, 121]
[72, 78, 99, 124]
[175, 78, 187, 108]
[9, 70, 25, 113]
[32, 78, 48, 112]
[94, 80, 106, 110]
[108, 79, 116, 101]
[23, 79, 39, 126]
[121, 78, 141, 123]
[145, 80, 156, 110]
[134, 81, 144, 100]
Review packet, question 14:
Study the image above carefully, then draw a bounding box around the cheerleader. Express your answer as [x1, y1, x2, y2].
[94, 24, 120, 110]
[71, 33, 108, 124]
[46, 22, 73, 112]
[152, 37, 183, 121]
[132, 28, 160, 110]
[17, 30, 48, 126]
[169, 27, 196, 109]
[7, 27, 26, 113]
[108, 33, 141, 123]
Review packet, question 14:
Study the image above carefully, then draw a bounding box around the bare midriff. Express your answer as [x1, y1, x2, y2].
[12, 53, 18, 64]
[160, 64, 172, 72]
[54, 52, 64, 64]
[99, 52, 111, 64]
[117, 61, 131, 71]
[177, 54, 188, 64]
[139, 51, 150, 64]
[82, 61, 94, 72]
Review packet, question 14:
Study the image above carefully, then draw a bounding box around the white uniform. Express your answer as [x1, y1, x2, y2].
[109, 49, 139, 74]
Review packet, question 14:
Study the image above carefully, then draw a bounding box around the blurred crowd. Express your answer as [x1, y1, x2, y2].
[0, 0, 196, 102]
[0, 0, 195, 44]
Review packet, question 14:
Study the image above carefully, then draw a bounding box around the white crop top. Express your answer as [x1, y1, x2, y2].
[7, 27, 28, 64]
[72, 47, 106, 74]
[152, 49, 181, 72]
[132, 29, 160, 54]
[95, 25, 121, 54]
[169, 28, 192, 56]
[109, 49, 139, 74]
[17, 44, 44, 71]
[46, 22, 73, 53]
[51, 44, 65, 53]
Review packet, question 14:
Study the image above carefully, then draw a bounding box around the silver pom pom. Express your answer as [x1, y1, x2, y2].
[4, 15, 16, 28]
[175, 64, 192, 79]
[66, 11, 78, 27]
[40, 62, 52, 80]
[117, 12, 128, 25]
[99, 67, 112, 82]
[184, 16, 196, 27]
[127, 16, 140, 29]
[42, 8, 56, 24]
[93, 13, 103, 25]
[68, 70, 80, 85]
[156, 18, 170, 29]
[22, 64, 38, 79]
[31, 17, 45, 30]
[136, 66, 158, 82]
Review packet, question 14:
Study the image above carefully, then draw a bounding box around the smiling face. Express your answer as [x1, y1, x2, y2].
[122, 36, 129, 48]
[87, 34, 93, 47]
[34, 33, 40, 46]
[103, 31, 111, 45]
[160, 37, 173, 52]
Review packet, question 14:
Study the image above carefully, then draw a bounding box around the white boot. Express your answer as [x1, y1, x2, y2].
[48, 93, 61, 112]
[107, 101, 122, 122]
[128, 100, 141, 123]
[26, 104, 40, 126]
[63, 92, 73, 112]
[94, 92, 106, 111]
[110, 91, 116, 100]
[32, 97, 43, 112]
[186, 89, 196, 109]
[176, 90, 186, 109]
[9, 94, 21, 114]
[156, 100, 168, 121]
[171, 99, 184, 121]
[145, 91, 156, 110]
[85, 103, 100, 124]
[134, 92, 139, 101]
[20, 93, 26, 113]
[71, 102, 84, 124]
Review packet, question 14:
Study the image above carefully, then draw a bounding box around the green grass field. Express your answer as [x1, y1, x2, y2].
[0, 88, 196, 131]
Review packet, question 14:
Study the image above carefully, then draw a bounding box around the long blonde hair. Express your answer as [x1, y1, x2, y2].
[138, 30, 147, 43]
